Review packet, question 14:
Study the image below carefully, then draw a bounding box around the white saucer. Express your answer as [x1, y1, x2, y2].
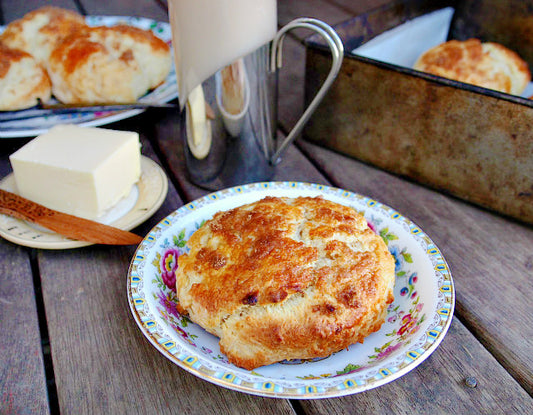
[0, 156, 168, 249]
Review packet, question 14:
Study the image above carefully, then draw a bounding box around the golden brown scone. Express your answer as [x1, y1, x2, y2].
[47, 25, 171, 104]
[0, 43, 51, 110]
[414, 38, 531, 95]
[175, 196, 395, 370]
[0, 6, 87, 65]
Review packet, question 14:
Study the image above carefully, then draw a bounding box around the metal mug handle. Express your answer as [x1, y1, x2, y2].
[269, 18, 344, 165]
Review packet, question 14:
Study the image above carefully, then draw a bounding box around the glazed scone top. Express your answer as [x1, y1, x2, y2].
[414, 38, 531, 95]
[0, 43, 52, 110]
[47, 25, 171, 104]
[0, 6, 87, 65]
[175, 196, 395, 369]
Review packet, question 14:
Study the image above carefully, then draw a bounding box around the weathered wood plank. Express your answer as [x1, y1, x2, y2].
[298, 139, 533, 396]
[278, 0, 352, 27]
[0, 241, 50, 415]
[0, 0, 78, 22]
[39, 246, 294, 414]
[80, 0, 168, 21]
[0, 140, 49, 413]
[330, 0, 393, 16]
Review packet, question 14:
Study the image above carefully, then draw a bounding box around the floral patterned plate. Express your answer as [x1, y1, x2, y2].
[0, 16, 178, 138]
[128, 182, 454, 398]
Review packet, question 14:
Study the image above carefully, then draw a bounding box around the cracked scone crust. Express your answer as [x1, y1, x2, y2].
[414, 38, 530, 95]
[175, 196, 395, 370]
[0, 43, 52, 110]
[48, 25, 171, 104]
[0, 6, 87, 65]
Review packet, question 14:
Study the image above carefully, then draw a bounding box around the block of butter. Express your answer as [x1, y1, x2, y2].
[9, 124, 141, 220]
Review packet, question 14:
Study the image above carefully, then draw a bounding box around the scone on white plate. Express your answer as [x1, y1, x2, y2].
[175, 196, 395, 370]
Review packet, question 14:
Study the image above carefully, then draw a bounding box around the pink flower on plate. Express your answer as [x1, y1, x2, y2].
[161, 248, 180, 292]
[377, 342, 403, 360]
[157, 290, 181, 320]
[367, 220, 377, 233]
[398, 313, 416, 336]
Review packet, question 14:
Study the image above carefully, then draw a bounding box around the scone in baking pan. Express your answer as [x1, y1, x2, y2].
[128, 182, 454, 398]
[304, 0, 533, 226]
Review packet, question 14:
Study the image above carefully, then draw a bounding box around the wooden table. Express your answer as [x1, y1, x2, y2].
[1, 0, 532, 413]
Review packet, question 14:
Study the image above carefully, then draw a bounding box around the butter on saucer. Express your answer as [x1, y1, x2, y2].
[9, 124, 141, 220]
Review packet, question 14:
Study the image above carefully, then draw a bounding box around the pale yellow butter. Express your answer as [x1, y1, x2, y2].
[9, 124, 141, 220]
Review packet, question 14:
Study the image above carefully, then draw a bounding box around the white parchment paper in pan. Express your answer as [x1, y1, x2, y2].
[351, 7, 533, 98]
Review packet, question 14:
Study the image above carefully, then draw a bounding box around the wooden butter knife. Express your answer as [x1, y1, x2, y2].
[0, 189, 143, 245]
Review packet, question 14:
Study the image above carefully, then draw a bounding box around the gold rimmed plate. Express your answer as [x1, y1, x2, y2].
[128, 181, 454, 398]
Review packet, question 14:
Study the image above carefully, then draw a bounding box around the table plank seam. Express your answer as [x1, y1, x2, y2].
[455, 303, 533, 397]
[294, 139, 334, 185]
[29, 248, 60, 415]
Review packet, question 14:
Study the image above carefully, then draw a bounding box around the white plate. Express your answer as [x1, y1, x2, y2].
[128, 182, 455, 398]
[0, 16, 178, 138]
[0, 156, 168, 249]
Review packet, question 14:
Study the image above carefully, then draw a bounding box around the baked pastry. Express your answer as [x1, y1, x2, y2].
[414, 38, 531, 95]
[0, 43, 52, 110]
[48, 25, 171, 104]
[0, 6, 171, 108]
[0, 6, 87, 65]
[175, 196, 395, 370]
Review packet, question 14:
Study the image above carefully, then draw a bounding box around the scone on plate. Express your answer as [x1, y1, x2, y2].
[48, 25, 171, 104]
[0, 6, 88, 65]
[414, 38, 531, 95]
[0, 43, 52, 110]
[175, 196, 395, 370]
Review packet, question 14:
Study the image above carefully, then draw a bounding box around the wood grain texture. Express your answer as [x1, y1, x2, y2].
[330, 0, 393, 15]
[80, 0, 168, 21]
[278, 0, 352, 27]
[0, 0, 78, 22]
[0, 240, 49, 414]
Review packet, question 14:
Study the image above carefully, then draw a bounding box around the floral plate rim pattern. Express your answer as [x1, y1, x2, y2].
[0, 16, 178, 138]
[127, 181, 455, 398]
